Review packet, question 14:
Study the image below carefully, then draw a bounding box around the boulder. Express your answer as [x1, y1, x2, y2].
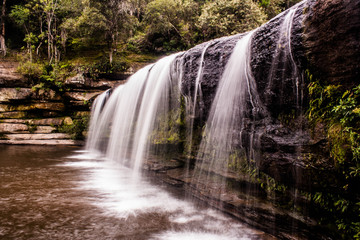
[64, 91, 103, 102]
[0, 88, 33, 102]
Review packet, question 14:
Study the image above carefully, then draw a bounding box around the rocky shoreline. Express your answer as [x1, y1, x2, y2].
[0, 60, 127, 145]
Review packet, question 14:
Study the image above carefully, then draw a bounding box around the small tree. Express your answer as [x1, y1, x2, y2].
[139, 0, 198, 51]
[41, 0, 59, 63]
[197, 0, 267, 40]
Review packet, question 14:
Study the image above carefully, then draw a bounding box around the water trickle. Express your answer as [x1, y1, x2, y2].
[266, 7, 303, 111]
[192, 42, 212, 118]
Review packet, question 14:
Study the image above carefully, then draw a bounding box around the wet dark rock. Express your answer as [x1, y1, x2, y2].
[176, 34, 242, 120]
[303, 0, 360, 88]
[175, 0, 359, 193]
[144, 0, 360, 238]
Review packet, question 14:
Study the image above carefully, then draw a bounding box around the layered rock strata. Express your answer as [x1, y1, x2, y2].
[0, 60, 126, 145]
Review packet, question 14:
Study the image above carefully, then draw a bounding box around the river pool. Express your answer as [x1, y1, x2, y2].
[0, 145, 275, 240]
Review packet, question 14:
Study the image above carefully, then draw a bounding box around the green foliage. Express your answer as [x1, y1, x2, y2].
[197, 0, 267, 40]
[82, 55, 129, 79]
[9, 5, 30, 27]
[307, 69, 360, 239]
[307, 191, 360, 239]
[17, 55, 76, 92]
[61, 4, 107, 46]
[8, 0, 294, 61]
[26, 122, 38, 134]
[151, 108, 183, 145]
[17, 60, 44, 79]
[135, 0, 199, 52]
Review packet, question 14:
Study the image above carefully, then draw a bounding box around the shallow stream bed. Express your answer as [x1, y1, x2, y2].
[0, 145, 274, 240]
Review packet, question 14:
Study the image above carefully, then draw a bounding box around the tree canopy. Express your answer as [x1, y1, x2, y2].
[1, 0, 301, 65]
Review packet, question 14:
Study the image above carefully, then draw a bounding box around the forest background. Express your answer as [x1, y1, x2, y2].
[0, 0, 300, 82]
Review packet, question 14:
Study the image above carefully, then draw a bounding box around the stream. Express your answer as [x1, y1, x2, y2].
[0, 145, 275, 240]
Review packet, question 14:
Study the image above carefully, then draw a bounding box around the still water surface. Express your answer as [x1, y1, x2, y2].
[0, 145, 274, 240]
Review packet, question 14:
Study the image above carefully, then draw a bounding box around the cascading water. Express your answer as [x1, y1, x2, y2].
[129, 53, 182, 177]
[190, 31, 266, 201]
[82, 2, 308, 238]
[85, 53, 183, 179]
[85, 89, 112, 152]
[86, 65, 153, 159]
[192, 42, 212, 118]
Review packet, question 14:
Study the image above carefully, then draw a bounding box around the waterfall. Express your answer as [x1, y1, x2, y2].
[85, 53, 183, 180]
[85, 3, 302, 192]
[129, 53, 182, 178]
[72, 1, 344, 237]
[85, 89, 112, 153]
[190, 31, 265, 200]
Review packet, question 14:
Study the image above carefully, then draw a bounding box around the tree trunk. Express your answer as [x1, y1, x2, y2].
[47, 13, 52, 62]
[0, 0, 6, 57]
[109, 49, 113, 64]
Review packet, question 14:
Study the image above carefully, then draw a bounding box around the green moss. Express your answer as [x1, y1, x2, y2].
[57, 115, 89, 140]
[25, 122, 37, 133]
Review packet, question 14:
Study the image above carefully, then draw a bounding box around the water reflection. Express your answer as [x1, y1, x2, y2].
[0, 146, 274, 239]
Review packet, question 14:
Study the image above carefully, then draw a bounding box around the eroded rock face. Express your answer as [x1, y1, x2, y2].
[156, 1, 359, 237]
[303, 0, 360, 87]
[176, 34, 242, 119]
[0, 88, 33, 102]
[175, 0, 360, 191]
[0, 59, 127, 145]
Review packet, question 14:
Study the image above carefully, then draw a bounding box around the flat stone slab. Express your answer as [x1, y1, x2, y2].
[0, 111, 27, 119]
[64, 91, 103, 101]
[0, 88, 33, 102]
[0, 102, 65, 112]
[30, 117, 65, 126]
[34, 126, 56, 133]
[5, 133, 71, 140]
[0, 139, 84, 145]
[0, 118, 64, 125]
[0, 123, 28, 133]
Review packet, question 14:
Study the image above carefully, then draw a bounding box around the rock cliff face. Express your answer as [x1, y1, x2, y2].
[173, 0, 360, 187]
[0, 60, 126, 145]
[140, 0, 359, 238]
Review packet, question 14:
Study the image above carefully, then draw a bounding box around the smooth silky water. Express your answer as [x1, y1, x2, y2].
[0, 145, 274, 239]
